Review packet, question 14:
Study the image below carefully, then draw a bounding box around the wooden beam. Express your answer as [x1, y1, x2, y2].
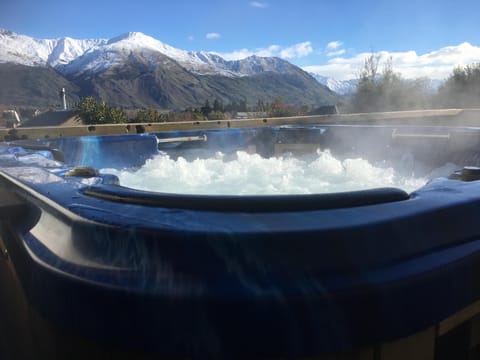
[0, 109, 472, 142]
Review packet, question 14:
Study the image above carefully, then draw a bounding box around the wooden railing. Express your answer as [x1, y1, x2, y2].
[1, 109, 480, 141]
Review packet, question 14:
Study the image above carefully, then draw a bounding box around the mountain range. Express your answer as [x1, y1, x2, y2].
[0, 29, 339, 109]
[309, 74, 359, 96]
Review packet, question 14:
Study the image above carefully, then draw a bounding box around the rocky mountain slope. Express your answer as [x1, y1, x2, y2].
[309, 73, 359, 96]
[0, 29, 338, 109]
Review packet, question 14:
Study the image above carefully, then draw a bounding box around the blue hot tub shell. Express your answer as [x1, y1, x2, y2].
[2, 124, 480, 358]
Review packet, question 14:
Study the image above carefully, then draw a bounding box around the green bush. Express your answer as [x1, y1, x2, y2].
[76, 97, 127, 124]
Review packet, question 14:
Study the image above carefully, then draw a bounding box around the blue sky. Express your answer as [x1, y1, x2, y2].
[1, 0, 480, 80]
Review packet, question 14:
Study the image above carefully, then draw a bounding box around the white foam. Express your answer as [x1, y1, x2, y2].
[101, 150, 449, 195]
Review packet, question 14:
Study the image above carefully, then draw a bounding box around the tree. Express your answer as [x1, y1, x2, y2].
[349, 55, 431, 113]
[207, 111, 228, 120]
[255, 99, 266, 112]
[76, 97, 127, 124]
[268, 97, 304, 117]
[349, 54, 382, 113]
[213, 98, 224, 112]
[201, 99, 212, 116]
[435, 63, 480, 108]
[76, 97, 98, 124]
[134, 108, 163, 123]
[239, 99, 248, 112]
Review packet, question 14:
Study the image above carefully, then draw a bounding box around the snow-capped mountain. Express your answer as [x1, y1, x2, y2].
[0, 29, 300, 78]
[58, 31, 219, 76]
[0, 28, 106, 68]
[309, 73, 358, 96]
[309, 73, 445, 96]
[0, 29, 338, 109]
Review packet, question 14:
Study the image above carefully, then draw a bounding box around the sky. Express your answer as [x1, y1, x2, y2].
[1, 0, 480, 81]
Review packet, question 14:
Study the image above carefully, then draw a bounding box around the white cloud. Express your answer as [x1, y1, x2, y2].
[219, 48, 255, 60]
[250, 1, 268, 8]
[219, 41, 312, 60]
[280, 41, 313, 59]
[326, 41, 343, 50]
[304, 42, 480, 81]
[325, 41, 346, 57]
[256, 45, 282, 57]
[206, 32, 221, 40]
[327, 49, 346, 57]
[187, 35, 195, 41]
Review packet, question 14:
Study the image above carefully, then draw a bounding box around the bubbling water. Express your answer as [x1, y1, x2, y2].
[101, 150, 456, 195]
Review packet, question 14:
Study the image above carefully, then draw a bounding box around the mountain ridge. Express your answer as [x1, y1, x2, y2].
[0, 29, 339, 109]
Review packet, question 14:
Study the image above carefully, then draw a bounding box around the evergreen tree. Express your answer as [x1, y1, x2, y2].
[213, 98, 224, 112]
[239, 99, 248, 112]
[76, 97, 127, 124]
[256, 99, 266, 112]
[201, 99, 212, 116]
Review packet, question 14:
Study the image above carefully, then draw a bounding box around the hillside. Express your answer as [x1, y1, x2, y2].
[0, 63, 79, 107]
[0, 29, 338, 109]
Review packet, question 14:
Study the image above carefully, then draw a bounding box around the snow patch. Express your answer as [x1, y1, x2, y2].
[0, 29, 300, 78]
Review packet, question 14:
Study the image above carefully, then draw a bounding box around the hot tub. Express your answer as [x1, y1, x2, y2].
[2, 123, 480, 359]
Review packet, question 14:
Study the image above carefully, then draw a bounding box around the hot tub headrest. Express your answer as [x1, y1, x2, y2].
[83, 185, 410, 212]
